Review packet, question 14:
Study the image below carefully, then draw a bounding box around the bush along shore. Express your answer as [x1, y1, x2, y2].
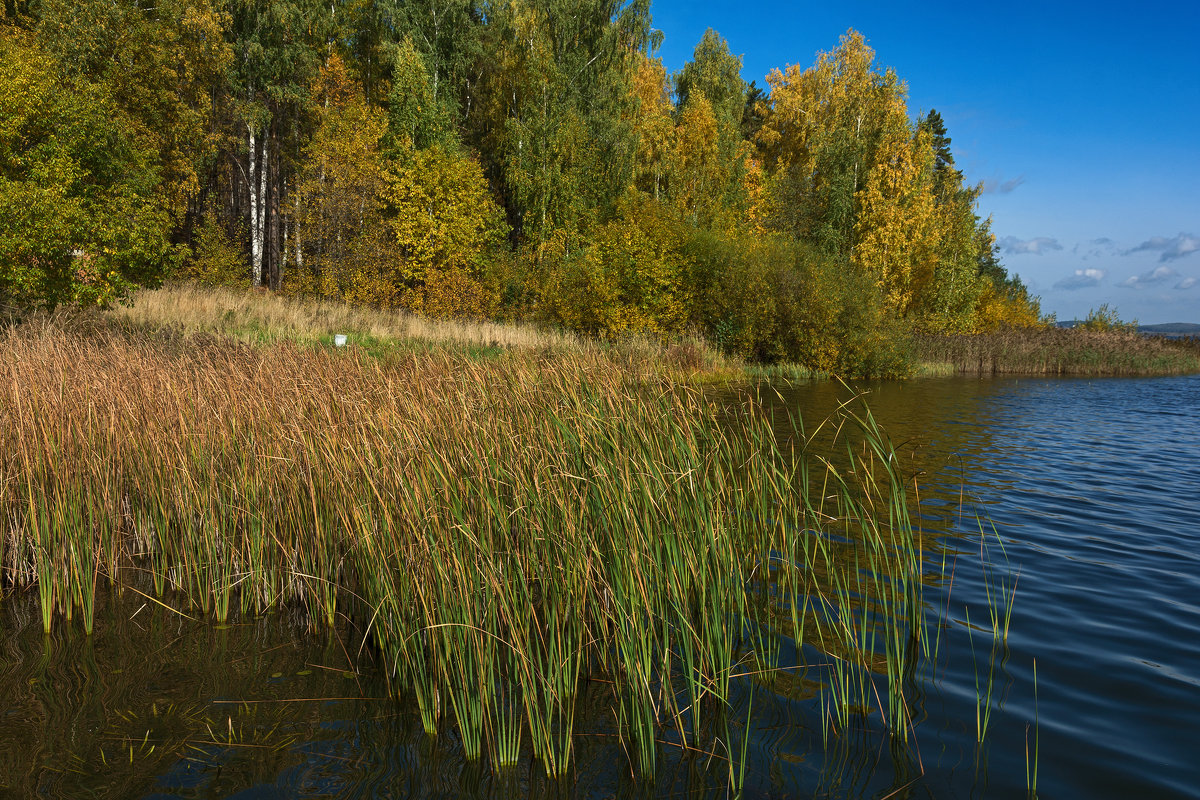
[1, 318, 960, 784]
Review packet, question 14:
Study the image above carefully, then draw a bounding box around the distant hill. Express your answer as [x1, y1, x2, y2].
[1139, 323, 1200, 339]
[1054, 321, 1200, 338]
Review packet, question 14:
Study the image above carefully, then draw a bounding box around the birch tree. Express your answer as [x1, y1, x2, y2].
[469, 0, 653, 242]
[227, 0, 328, 287]
[758, 30, 902, 256]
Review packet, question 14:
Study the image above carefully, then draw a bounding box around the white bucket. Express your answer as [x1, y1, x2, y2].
[333, 334, 347, 347]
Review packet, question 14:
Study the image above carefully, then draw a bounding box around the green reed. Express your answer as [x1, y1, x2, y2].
[968, 518, 1018, 745]
[0, 321, 972, 786]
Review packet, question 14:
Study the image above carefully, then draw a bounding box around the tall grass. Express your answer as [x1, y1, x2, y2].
[914, 327, 1200, 376]
[109, 282, 582, 351]
[1, 319, 949, 783]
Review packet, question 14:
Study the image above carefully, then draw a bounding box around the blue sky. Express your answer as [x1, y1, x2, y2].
[649, 1, 1200, 324]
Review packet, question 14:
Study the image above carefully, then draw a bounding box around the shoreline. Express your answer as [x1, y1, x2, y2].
[12, 283, 1196, 383]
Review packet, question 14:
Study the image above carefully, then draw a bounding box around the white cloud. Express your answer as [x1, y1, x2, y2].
[1120, 266, 1178, 289]
[1177, 276, 1198, 290]
[1073, 237, 1119, 261]
[981, 176, 1025, 194]
[1000, 235, 1063, 255]
[1054, 268, 1106, 290]
[1126, 233, 1199, 262]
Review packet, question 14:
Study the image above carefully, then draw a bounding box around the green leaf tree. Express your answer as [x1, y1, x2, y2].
[671, 28, 749, 220]
[0, 30, 175, 309]
[468, 0, 653, 242]
[385, 37, 457, 153]
[32, 0, 232, 223]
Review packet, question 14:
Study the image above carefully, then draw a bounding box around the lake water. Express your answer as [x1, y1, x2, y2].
[2, 374, 1198, 798]
[753, 373, 1200, 799]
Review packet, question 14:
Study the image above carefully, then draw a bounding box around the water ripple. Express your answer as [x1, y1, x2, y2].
[769, 374, 1200, 799]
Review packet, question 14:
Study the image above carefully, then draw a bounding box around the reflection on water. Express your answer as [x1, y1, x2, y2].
[2, 374, 1199, 798]
[0, 591, 380, 798]
[757, 374, 1200, 800]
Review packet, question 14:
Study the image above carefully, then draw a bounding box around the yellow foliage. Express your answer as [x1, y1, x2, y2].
[759, 29, 992, 332]
[853, 122, 939, 314]
[742, 156, 769, 234]
[382, 144, 508, 284]
[974, 284, 1044, 331]
[630, 53, 674, 200]
[285, 54, 511, 314]
[912, 189, 991, 333]
[758, 30, 889, 174]
[670, 95, 725, 225]
[290, 55, 390, 297]
[407, 267, 497, 320]
[539, 197, 690, 337]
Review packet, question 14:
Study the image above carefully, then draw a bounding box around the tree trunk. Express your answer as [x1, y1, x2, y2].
[249, 123, 263, 286]
[268, 124, 281, 289]
[257, 133, 268, 286]
[295, 191, 303, 270]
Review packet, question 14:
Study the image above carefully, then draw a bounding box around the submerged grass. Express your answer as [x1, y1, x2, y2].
[2, 318, 955, 785]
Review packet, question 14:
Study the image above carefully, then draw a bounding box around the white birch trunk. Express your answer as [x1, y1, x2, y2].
[294, 192, 302, 269]
[257, 135, 268, 286]
[249, 124, 263, 286]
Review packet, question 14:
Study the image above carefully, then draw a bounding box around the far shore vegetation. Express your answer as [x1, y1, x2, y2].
[914, 326, 1200, 378]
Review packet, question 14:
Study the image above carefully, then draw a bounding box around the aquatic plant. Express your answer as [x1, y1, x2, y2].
[0, 320, 952, 784]
[913, 326, 1200, 376]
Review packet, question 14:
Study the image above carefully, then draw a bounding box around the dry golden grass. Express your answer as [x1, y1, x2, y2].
[914, 326, 1200, 377]
[109, 282, 586, 351]
[103, 283, 740, 380]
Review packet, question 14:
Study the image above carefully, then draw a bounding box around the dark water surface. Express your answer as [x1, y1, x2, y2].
[2, 374, 1198, 798]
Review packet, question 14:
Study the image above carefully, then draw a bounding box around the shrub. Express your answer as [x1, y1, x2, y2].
[183, 212, 249, 289]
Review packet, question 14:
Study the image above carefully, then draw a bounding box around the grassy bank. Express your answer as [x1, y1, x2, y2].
[104, 283, 744, 380]
[109, 283, 584, 352]
[914, 327, 1200, 377]
[1, 316, 946, 781]
[107, 284, 1200, 381]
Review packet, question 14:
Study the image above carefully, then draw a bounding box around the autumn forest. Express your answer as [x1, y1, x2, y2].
[0, 0, 1043, 375]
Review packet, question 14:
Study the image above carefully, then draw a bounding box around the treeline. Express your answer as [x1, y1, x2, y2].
[0, 0, 1041, 374]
